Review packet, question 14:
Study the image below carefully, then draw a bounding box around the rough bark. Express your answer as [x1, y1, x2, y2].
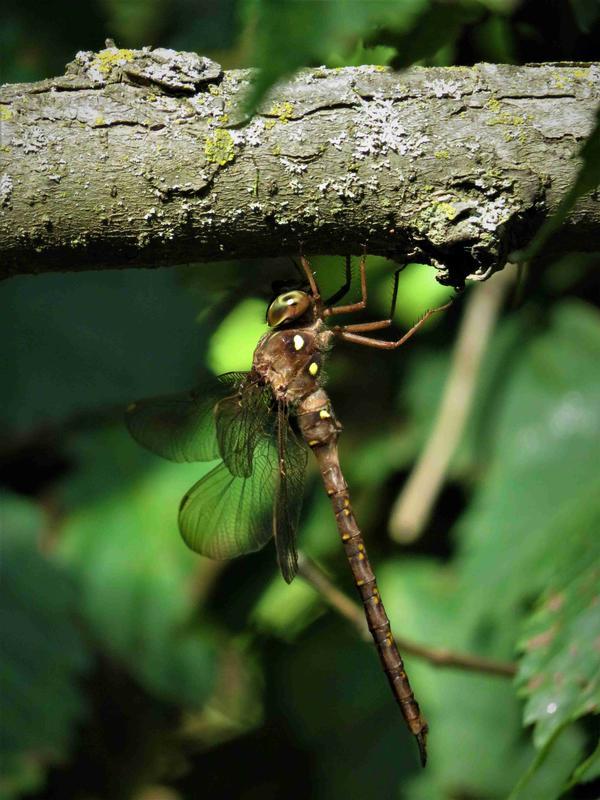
[1, 46, 598, 284]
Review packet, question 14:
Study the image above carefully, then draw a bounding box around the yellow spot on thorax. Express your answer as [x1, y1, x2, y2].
[319, 409, 331, 418]
[293, 334, 304, 350]
[309, 362, 319, 376]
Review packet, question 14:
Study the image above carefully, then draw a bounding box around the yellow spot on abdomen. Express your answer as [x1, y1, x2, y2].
[293, 334, 305, 350]
[309, 362, 319, 376]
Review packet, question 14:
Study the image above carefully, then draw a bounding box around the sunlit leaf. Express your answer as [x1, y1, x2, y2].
[251, 573, 323, 640]
[207, 298, 268, 374]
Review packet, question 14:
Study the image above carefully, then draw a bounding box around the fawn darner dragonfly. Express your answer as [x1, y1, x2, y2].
[126, 254, 451, 766]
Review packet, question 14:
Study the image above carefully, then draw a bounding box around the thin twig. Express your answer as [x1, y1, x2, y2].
[297, 553, 517, 678]
[389, 264, 516, 543]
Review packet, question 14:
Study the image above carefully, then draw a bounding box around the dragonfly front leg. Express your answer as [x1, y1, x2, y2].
[323, 251, 368, 317]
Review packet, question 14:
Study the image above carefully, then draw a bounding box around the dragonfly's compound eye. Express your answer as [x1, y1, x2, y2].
[267, 290, 311, 328]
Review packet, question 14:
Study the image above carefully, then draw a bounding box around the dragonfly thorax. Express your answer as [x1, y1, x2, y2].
[252, 320, 333, 404]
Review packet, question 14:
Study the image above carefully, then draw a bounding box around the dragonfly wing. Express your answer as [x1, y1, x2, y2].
[178, 435, 279, 559]
[274, 405, 308, 584]
[215, 381, 274, 477]
[125, 372, 247, 463]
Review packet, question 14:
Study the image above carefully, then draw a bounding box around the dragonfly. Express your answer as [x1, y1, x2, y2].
[126, 254, 451, 766]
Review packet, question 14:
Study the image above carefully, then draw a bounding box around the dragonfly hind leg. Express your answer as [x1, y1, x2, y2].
[336, 299, 453, 349]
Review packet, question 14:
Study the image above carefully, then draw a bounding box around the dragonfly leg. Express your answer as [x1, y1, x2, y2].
[323, 249, 368, 317]
[323, 254, 353, 307]
[299, 253, 322, 300]
[338, 299, 453, 349]
[330, 265, 407, 334]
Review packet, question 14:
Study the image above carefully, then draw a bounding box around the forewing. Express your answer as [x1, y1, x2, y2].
[178, 435, 279, 559]
[274, 405, 308, 583]
[216, 381, 274, 477]
[126, 372, 246, 463]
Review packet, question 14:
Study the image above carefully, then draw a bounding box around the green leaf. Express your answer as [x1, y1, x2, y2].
[0, 268, 212, 433]
[515, 105, 600, 263]
[0, 493, 89, 782]
[569, 0, 600, 33]
[516, 549, 599, 748]
[57, 426, 219, 708]
[456, 300, 600, 622]
[507, 721, 589, 800]
[565, 741, 600, 790]
[244, 0, 429, 108]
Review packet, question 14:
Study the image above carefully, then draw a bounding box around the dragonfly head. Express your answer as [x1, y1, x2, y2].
[267, 290, 312, 328]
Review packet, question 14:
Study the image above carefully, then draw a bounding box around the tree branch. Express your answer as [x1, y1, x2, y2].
[1, 46, 598, 282]
[297, 554, 517, 678]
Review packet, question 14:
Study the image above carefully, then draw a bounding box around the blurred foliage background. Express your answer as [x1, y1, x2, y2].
[1, 2, 599, 799]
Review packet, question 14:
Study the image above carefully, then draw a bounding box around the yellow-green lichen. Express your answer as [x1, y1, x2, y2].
[434, 150, 450, 159]
[271, 144, 281, 156]
[208, 85, 221, 96]
[268, 101, 294, 123]
[488, 112, 526, 126]
[0, 105, 13, 121]
[435, 201, 458, 220]
[204, 129, 236, 166]
[94, 115, 105, 126]
[93, 49, 134, 75]
[486, 96, 526, 127]
[573, 68, 588, 78]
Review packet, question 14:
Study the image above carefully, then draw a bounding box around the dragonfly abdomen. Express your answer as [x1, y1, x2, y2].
[297, 388, 429, 766]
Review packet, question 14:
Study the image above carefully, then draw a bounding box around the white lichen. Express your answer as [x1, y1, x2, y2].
[476, 196, 512, 231]
[0, 174, 13, 207]
[230, 118, 265, 147]
[11, 126, 47, 154]
[352, 94, 408, 159]
[317, 173, 363, 200]
[328, 131, 348, 150]
[279, 157, 307, 175]
[424, 79, 462, 98]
